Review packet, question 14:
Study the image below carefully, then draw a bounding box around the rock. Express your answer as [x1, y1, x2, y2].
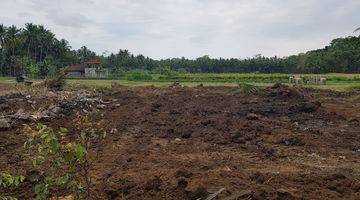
[97, 104, 106, 109]
[48, 105, 62, 114]
[32, 105, 62, 120]
[0, 118, 10, 130]
[13, 109, 31, 121]
[110, 128, 118, 134]
[31, 111, 50, 121]
[246, 113, 260, 120]
[27, 100, 34, 104]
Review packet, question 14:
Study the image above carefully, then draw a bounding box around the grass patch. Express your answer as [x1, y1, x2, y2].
[1, 73, 360, 91]
[126, 70, 153, 81]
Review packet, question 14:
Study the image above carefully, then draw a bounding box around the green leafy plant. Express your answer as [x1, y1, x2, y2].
[0, 172, 25, 200]
[24, 112, 106, 200]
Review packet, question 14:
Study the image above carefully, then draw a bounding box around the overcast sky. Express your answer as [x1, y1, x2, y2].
[1, 0, 359, 59]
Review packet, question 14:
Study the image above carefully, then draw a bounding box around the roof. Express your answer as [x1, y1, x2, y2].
[85, 59, 101, 65]
[64, 65, 85, 73]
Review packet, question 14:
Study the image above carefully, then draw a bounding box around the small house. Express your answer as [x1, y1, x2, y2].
[64, 65, 85, 77]
[64, 59, 108, 78]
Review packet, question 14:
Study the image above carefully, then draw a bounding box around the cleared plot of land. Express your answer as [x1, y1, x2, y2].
[0, 83, 359, 199]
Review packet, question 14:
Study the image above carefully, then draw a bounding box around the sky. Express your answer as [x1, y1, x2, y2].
[1, 0, 360, 59]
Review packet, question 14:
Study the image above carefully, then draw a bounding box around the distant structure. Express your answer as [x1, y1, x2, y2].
[64, 59, 108, 78]
[289, 76, 326, 85]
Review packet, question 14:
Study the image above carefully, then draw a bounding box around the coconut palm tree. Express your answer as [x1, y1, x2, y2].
[5, 25, 21, 75]
[0, 24, 5, 76]
[23, 23, 38, 59]
[0, 24, 6, 49]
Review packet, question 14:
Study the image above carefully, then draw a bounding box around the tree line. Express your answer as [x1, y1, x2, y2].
[1, 23, 359, 77]
[0, 23, 96, 77]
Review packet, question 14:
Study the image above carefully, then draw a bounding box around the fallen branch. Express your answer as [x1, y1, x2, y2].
[205, 188, 225, 200]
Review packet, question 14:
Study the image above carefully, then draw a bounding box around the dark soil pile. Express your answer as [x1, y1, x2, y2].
[0, 84, 359, 199]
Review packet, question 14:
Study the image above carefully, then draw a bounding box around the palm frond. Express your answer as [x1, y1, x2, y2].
[237, 83, 263, 94]
[354, 27, 360, 33]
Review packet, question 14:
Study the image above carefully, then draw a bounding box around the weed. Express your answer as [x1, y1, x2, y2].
[23, 111, 106, 199]
[0, 172, 25, 200]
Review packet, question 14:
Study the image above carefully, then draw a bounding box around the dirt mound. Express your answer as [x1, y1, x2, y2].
[267, 83, 305, 99]
[1, 85, 359, 199]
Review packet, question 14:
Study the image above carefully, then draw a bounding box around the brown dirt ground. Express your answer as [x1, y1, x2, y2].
[0, 83, 360, 199]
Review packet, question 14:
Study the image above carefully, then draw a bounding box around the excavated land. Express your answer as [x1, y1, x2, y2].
[0, 83, 360, 199]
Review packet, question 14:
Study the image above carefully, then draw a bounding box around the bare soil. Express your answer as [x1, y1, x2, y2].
[0, 84, 359, 199]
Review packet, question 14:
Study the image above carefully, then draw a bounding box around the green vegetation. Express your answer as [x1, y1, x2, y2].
[155, 73, 360, 83]
[23, 112, 106, 199]
[1, 73, 359, 91]
[0, 23, 359, 92]
[61, 73, 360, 91]
[125, 70, 153, 81]
[44, 70, 66, 91]
[0, 172, 25, 200]
[1, 23, 360, 78]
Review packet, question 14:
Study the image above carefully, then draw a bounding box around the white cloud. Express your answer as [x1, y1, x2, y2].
[1, 0, 359, 59]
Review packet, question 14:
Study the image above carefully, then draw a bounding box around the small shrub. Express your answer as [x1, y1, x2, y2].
[44, 70, 66, 91]
[126, 70, 153, 81]
[155, 65, 179, 76]
[0, 172, 25, 200]
[24, 112, 106, 199]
